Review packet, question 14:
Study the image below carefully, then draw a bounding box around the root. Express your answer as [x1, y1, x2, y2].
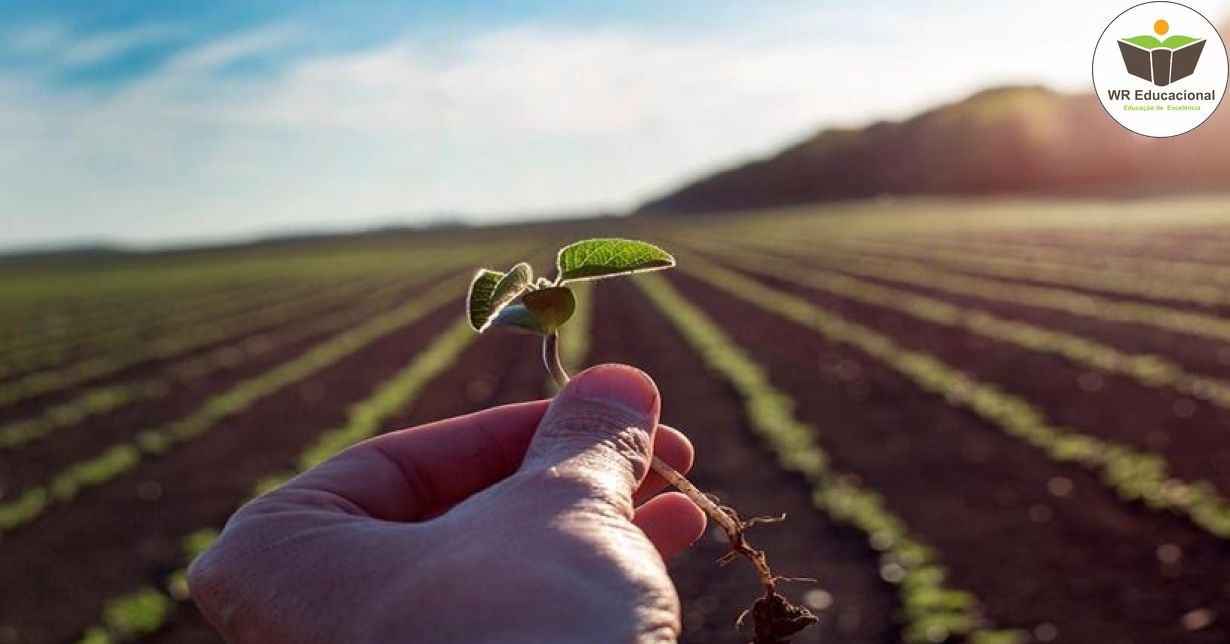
[545, 331, 818, 643]
[743, 513, 787, 528]
[650, 464, 816, 642]
[747, 591, 820, 644]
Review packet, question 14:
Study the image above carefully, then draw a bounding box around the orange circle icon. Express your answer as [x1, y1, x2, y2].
[1155, 19, 1169, 35]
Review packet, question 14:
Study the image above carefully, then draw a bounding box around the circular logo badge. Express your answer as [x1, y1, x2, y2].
[1093, 1, 1228, 137]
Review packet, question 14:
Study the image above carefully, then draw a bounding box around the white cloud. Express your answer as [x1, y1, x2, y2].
[60, 24, 179, 66]
[160, 24, 300, 72]
[1, 0, 1225, 249]
[6, 22, 67, 54]
[5, 22, 179, 67]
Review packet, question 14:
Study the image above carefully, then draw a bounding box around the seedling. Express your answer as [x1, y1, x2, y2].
[466, 238, 817, 643]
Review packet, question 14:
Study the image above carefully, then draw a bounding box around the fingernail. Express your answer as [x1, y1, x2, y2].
[571, 364, 658, 414]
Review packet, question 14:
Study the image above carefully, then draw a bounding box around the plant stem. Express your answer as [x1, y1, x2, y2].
[543, 331, 571, 389]
[542, 330, 777, 594]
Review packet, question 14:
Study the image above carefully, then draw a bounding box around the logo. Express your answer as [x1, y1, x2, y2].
[1118, 19, 1205, 86]
[1093, 2, 1228, 137]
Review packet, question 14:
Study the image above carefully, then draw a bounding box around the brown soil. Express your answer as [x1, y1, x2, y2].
[721, 257, 1230, 499]
[0, 283, 434, 494]
[846, 244, 1230, 316]
[0, 277, 411, 425]
[16, 234, 1230, 644]
[772, 246, 1230, 378]
[927, 229, 1230, 266]
[591, 279, 898, 644]
[0, 280, 279, 380]
[0, 302, 460, 643]
[667, 269, 1230, 644]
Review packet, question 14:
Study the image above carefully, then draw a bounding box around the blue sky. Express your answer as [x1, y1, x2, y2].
[0, 0, 1216, 250]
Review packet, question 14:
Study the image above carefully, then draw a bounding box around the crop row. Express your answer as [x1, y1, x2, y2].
[1, 280, 354, 381]
[739, 242, 1230, 350]
[635, 273, 1025, 644]
[0, 266, 350, 357]
[1, 243, 519, 440]
[920, 228, 1230, 267]
[0, 247, 494, 409]
[0, 268, 322, 349]
[700, 200, 1230, 255]
[825, 237, 1230, 309]
[0, 241, 448, 315]
[76, 319, 476, 643]
[0, 242, 509, 376]
[863, 234, 1230, 291]
[672, 253, 1230, 540]
[924, 233, 1230, 288]
[0, 263, 411, 382]
[0, 264, 461, 451]
[0, 277, 466, 535]
[0, 270, 397, 397]
[0, 272, 296, 345]
[715, 248, 1230, 410]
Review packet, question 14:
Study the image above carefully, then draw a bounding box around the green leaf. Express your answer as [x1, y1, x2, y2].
[522, 287, 576, 332]
[485, 288, 576, 334]
[488, 303, 545, 334]
[556, 238, 675, 283]
[466, 268, 504, 331]
[491, 263, 534, 312]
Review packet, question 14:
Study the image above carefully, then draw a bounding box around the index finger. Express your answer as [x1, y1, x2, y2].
[264, 401, 696, 523]
[275, 400, 550, 522]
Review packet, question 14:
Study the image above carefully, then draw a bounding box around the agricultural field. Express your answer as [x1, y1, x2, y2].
[5, 197, 1230, 643]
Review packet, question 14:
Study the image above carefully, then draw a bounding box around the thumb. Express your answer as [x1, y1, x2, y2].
[519, 364, 660, 516]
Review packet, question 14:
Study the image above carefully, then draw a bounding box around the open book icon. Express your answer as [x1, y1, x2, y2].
[1118, 35, 1206, 86]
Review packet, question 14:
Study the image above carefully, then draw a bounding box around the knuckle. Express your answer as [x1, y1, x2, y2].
[184, 518, 255, 622]
[184, 529, 263, 637]
[540, 405, 652, 479]
[634, 588, 682, 643]
[186, 545, 225, 613]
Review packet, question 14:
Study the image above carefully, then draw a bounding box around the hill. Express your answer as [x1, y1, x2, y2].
[636, 85, 1230, 215]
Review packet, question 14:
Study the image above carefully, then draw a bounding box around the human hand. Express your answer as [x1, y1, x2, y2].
[188, 364, 707, 643]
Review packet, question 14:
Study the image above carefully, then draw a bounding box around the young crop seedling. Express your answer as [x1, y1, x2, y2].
[466, 238, 817, 643]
